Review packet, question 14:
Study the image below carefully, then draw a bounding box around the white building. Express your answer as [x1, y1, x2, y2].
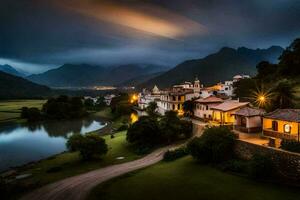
[104, 94, 116, 106]
[194, 96, 224, 120]
[138, 85, 161, 110]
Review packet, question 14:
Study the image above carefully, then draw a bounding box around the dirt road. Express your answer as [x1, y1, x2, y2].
[21, 147, 169, 200]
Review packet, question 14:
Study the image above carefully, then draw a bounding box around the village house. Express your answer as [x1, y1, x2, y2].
[157, 78, 201, 115]
[263, 109, 300, 141]
[194, 96, 224, 121]
[138, 85, 161, 110]
[210, 100, 249, 124]
[232, 107, 265, 133]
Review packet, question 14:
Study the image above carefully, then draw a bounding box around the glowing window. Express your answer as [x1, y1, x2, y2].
[284, 124, 292, 133]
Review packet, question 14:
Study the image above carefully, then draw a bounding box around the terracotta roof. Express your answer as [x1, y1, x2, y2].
[233, 107, 265, 117]
[210, 101, 249, 112]
[195, 96, 224, 104]
[264, 109, 300, 122]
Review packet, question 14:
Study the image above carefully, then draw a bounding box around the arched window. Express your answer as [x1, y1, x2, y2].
[272, 121, 278, 131]
[284, 124, 292, 134]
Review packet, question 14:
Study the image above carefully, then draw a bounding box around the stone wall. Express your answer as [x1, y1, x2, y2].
[234, 140, 300, 180]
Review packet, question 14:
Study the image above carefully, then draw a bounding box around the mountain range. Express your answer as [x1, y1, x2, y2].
[27, 64, 168, 87]
[0, 64, 25, 77]
[139, 46, 284, 88]
[0, 71, 51, 99]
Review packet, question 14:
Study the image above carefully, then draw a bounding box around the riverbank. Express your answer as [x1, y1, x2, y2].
[0, 99, 46, 125]
[2, 131, 141, 199]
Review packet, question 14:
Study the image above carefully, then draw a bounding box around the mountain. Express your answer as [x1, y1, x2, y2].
[139, 46, 284, 88]
[119, 71, 165, 86]
[0, 71, 51, 99]
[27, 64, 168, 87]
[0, 64, 25, 77]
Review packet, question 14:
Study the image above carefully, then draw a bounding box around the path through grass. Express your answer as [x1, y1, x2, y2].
[89, 156, 300, 200]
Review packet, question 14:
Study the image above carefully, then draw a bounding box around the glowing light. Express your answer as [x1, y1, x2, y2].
[250, 86, 273, 108]
[130, 94, 138, 104]
[130, 113, 138, 123]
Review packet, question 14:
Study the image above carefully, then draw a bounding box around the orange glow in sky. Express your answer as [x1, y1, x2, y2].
[61, 0, 206, 39]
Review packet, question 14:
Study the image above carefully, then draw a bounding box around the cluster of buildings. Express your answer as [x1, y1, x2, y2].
[137, 75, 300, 142]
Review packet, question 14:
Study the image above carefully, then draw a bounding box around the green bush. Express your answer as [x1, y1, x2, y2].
[280, 139, 300, 153]
[187, 126, 237, 164]
[67, 133, 108, 160]
[163, 147, 188, 161]
[249, 154, 275, 179]
[127, 116, 161, 149]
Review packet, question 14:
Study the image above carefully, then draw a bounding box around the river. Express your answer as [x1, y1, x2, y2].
[0, 117, 106, 171]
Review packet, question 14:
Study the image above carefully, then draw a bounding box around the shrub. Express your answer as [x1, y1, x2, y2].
[249, 154, 275, 179]
[187, 126, 237, 164]
[163, 147, 188, 161]
[66, 134, 84, 152]
[127, 116, 161, 149]
[21, 107, 42, 122]
[280, 139, 300, 153]
[66, 133, 108, 160]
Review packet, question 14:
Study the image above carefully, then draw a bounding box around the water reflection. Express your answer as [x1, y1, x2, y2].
[0, 118, 105, 171]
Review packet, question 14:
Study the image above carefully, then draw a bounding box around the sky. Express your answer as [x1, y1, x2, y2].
[1, 0, 300, 74]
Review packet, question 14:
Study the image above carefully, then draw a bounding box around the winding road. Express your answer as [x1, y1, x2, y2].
[21, 147, 170, 200]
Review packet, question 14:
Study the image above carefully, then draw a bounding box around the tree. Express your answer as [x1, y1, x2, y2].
[126, 116, 161, 149]
[233, 78, 257, 101]
[187, 126, 237, 164]
[159, 111, 182, 143]
[279, 38, 300, 77]
[182, 100, 195, 117]
[146, 101, 158, 117]
[21, 107, 42, 122]
[271, 80, 296, 110]
[66, 133, 108, 160]
[66, 134, 84, 152]
[256, 61, 279, 83]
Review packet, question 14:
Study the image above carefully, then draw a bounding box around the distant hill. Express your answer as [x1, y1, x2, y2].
[0, 71, 51, 99]
[119, 71, 165, 87]
[139, 46, 284, 89]
[0, 64, 25, 77]
[27, 64, 168, 87]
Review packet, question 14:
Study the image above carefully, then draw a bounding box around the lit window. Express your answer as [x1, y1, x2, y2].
[284, 124, 292, 134]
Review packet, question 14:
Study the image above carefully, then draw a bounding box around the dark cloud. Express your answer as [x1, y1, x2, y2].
[0, 0, 299, 73]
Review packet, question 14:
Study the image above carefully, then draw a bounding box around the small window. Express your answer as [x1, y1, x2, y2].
[204, 114, 207, 118]
[284, 124, 292, 133]
[177, 104, 180, 110]
[206, 105, 209, 110]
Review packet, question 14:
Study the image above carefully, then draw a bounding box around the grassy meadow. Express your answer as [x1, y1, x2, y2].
[89, 156, 300, 200]
[0, 99, 46, 123]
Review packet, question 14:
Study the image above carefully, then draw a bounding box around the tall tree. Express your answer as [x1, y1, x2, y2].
[271, 80, 296, 110]
[279, 38, 300, 77]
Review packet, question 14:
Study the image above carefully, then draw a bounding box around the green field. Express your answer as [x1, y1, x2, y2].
[89, 156, 300, 200]
[0, 100, 46, 122]
[15, 131, 140, 188]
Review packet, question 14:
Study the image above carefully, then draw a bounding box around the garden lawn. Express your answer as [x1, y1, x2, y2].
[0, 100, 45, 122]
[15, 131, 140, 190]
[89, 156, 300, 200]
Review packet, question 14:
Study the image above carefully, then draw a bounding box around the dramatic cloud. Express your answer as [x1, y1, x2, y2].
[0, 0, 300, 73]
